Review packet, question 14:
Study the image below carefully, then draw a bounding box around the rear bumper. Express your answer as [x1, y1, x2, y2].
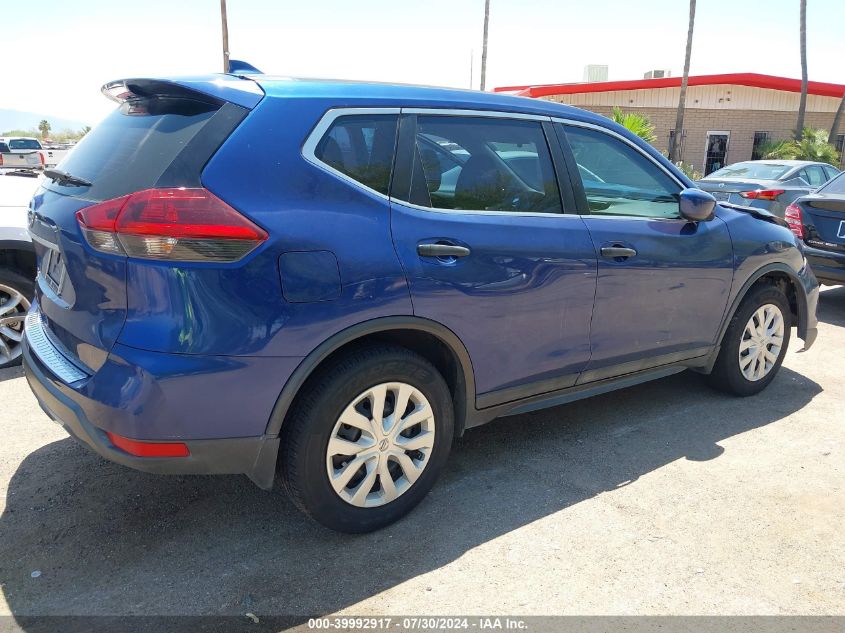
[805, 246, 845, 285]
[21, 311, 294, 489]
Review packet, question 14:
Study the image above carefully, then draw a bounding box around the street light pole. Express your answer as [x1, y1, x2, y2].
[479, 0, 490, 91]
[220, 0, 230, 73]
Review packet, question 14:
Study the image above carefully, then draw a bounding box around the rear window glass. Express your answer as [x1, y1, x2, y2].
[8, 139, 42, 150]
[314, 114, 398, 195]
[43, 98, 217, 201]
[705, 162, 790, 180]
[819, 172, 845, 194]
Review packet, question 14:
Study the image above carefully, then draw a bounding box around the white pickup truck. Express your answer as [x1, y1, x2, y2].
[0, 171, 40, 367]
[0, 136, 45, 172]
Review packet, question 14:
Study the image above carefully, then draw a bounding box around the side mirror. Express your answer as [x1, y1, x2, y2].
[679, 188, 716, 222]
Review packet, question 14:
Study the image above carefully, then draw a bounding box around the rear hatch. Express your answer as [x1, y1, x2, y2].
[29, 78, 257, 372]
[801, 193, 845, 252]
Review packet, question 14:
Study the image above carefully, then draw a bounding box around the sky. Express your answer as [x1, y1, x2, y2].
[4, 0, 844, 127]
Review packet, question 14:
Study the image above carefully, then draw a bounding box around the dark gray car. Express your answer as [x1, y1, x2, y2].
[697, 160, 840, 217]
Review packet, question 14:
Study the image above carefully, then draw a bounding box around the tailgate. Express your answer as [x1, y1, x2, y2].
[29, 80, 252, 373]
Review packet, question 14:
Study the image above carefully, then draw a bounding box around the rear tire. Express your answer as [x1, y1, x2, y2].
[0, 267, 34, 369]
[279, 344, 454, 533]
[707, 284, 791, 396]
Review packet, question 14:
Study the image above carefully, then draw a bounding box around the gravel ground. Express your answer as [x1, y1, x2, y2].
[0, 287, 843, 621]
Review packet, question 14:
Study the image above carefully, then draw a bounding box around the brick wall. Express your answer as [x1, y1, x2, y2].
[544, 97, 845, 173]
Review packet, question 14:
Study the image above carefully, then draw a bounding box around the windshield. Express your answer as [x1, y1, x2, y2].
[705, 162, 791, 180]
[818, 171, 845, 195]
[7, 139, 42, 150]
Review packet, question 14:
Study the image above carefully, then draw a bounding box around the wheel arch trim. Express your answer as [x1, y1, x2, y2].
[708, 262, 812, 370]
[263, 316, 477, 439]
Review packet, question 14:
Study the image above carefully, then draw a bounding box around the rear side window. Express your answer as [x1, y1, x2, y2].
[411, 116, 562, 213]
[44, 98, 219, 202]
[803, 165, 827, 187]
[314, 114, 398, 195]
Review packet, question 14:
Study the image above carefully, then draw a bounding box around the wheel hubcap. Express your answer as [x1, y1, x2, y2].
[326, 382, 436, 508]
[0, 283, 30, 366]
[739, 303, 784, 382]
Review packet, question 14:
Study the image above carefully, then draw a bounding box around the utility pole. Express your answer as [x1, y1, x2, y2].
[479, 0, 490, 91]
[220, 0, 230, 73]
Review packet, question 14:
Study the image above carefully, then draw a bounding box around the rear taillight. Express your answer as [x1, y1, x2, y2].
[39, 152, 45, 166]
[740, 189, 785, 201]
[75, 188, 268, 262]
[0, 155, 3, 166]
[784, 203, 805, 239]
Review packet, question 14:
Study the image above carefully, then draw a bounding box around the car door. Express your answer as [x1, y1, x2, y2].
[555, 122, 734, 382]
[389, 111, 597, 405]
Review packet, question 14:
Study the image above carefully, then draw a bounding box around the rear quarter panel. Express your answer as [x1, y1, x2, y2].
[118, 96, 412, 357]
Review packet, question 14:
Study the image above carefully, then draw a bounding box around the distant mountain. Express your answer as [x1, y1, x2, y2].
[0, 109, 90, 133]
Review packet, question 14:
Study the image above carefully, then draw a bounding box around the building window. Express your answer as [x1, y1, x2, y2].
[752, 131, 770, 160]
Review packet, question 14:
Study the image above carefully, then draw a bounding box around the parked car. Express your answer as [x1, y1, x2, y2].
[0, 137, 45, 172]
[22, 73, 819, 532]
[697, 160, 840, 217]
[0, 171, 39, 367]
[785, 171, 845, 286]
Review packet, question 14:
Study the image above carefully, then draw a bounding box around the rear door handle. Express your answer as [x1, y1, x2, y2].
[417, 243, 471, 258]
[600, 246, 637, 259]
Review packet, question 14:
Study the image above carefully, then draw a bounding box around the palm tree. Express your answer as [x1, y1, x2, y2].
[611, 107, 656, 143]
[37, 120, 50, 139]
[795, 0, 808, 140]
[479, 0, 490, 91]
[669, 0, 696, 162]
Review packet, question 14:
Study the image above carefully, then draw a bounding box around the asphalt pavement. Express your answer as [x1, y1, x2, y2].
[1, 287, 843, 623]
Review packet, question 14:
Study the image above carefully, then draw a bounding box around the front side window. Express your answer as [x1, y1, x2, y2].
[314, 114, 398, 195]
[564, 125, 681, 218]
[411, 116, 562, 213]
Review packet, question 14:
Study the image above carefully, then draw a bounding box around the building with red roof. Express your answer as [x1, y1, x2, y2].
[495, 73, 845, 173]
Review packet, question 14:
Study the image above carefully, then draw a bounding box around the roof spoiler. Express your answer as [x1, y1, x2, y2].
[101, 76, 264, 109]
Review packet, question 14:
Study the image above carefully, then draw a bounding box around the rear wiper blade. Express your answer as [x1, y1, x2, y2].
[43, 168, 92, 187]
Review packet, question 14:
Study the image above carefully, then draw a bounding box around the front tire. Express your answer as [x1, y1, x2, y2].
[707, 284, 792, 396]
[0, 268, 33, 369]
[280, 345, 454, 533]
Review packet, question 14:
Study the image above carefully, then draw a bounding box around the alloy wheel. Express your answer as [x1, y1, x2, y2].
[0, 283, 30, 366]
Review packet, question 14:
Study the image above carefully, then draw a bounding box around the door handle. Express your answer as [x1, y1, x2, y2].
[600, 246, 637, 259]
[417, 243, 471, 258]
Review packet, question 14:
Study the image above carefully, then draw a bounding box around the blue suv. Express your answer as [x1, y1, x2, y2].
[22, 72, 819, 532]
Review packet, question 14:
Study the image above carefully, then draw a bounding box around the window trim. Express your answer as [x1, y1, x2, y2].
[301, 107, 401, 201]
[302, 107, 683, 218]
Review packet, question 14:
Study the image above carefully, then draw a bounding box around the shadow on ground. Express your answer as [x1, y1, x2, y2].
[0, 349, 822, 623]
[817, 285, 845, 327]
